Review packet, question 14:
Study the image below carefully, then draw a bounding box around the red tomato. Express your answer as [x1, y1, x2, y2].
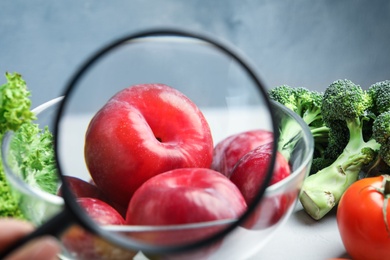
[337, 175, 390, 260]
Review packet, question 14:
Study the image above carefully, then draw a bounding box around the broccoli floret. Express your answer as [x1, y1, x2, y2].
[268, 85, 297, 111]
[372, 111, 390, 145]
[294, 87, 324, 125]
[373, 111, 390, 166]
[368, 80, 390, 114]
[365, 80, 390, 174]
[269, 85, 325, 126]
[299, 79, 380, 220]
[322, 120, 349, 160]
[309, 157, 334, 175]
[269, 85, 329, 162]
[322, 79, 372, 124]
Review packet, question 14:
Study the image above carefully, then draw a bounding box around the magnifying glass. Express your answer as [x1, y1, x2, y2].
[1, 28, 278, 259]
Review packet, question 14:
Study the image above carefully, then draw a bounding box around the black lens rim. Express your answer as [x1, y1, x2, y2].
[53, 27, 279, 254]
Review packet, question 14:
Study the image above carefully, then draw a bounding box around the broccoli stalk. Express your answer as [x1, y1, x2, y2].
[300, 126, 379, 220]
[268, 85, 329, 162]
[276, 113, 303, 162]
[299, 79, 380, 220]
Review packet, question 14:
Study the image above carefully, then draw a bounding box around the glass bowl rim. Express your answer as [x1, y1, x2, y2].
[1, 96, 314, 230]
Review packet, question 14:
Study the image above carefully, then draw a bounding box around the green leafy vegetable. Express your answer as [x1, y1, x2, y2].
[9, 124, 58, 194]
[0, 72, 36, 219]
[0, 72, 58, 219]
[0, 72, 36, 134]
[0, 172, 24, 219]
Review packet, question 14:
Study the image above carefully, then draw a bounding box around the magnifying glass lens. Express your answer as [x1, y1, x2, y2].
[54, 31, 277, 257]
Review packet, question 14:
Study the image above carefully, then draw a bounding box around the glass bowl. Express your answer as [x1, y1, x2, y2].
[2, 95, 313, 260]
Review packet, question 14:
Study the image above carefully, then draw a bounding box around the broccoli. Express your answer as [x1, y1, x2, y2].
[268, 85, 330, 162]
[309, 157, 334, 176]
[372, 111, 390, 167]
[369, 80, 390, 166]
[0, 72, 58, 219]
[307, 119, 351, 175]
[362, 81, 390, 176]
[368, 80, 390, 115]
[299, 79, 381, 220]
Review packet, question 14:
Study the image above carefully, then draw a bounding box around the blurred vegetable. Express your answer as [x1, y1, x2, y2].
[337, 175, 390, 260]
[9, 123, 58, 194]
[0, 72, 36, 132]
[0, 72, 58, 219]
[0, 73, 35, 219]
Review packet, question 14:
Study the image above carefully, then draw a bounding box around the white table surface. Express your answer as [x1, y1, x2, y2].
[252, 202, 350, 260]
[132, 202, 350, 260]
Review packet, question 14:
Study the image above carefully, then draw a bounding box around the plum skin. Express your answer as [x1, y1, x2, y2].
[85, 84, 214, 208]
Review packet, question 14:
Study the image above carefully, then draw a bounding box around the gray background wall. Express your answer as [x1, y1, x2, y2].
[1, 0, 390, 108]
